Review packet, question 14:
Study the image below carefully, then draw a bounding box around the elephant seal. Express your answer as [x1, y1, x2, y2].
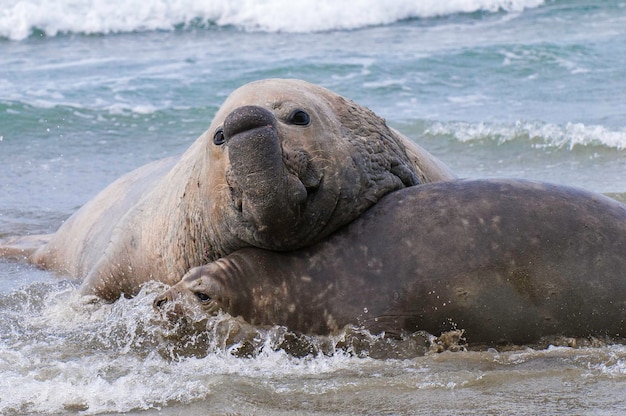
[155, 179, 626, 345]
[1, 79, 453, 301]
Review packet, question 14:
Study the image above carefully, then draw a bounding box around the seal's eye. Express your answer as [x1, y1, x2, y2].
[287, 109, 311, 126]
[213, 128, 225, 145]
[195, 292, 211, 303]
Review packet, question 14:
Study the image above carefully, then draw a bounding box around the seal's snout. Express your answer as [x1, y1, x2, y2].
[153, 292, 171, 310]
[223, 105, 276, 140]
[153, 289, 187, 321]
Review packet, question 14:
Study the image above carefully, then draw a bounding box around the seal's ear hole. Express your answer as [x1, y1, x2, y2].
[195, 292, 212, 303]
[287, 109, 311, 126]
[213, 128, 226, 145]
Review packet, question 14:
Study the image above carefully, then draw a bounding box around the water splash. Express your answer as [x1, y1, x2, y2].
[0, 280, 434, 413]
[0, 279, 625, 414]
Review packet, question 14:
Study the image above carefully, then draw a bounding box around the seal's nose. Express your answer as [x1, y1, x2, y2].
[153, 293, 170, 310]
[223, 105, 276, 140]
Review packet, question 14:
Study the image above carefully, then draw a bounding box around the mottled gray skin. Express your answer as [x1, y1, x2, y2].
[0, 79, 453, 301]
[155, 179, 626, 345]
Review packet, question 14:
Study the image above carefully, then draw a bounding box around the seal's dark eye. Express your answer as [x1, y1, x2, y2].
[195, 292, 211, 303]
[287, 110, 311, 126]
[213, 128, 225, 145]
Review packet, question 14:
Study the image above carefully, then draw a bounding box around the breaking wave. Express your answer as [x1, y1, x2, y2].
[425, 120, 626, 150]
[1, 0, 545, 41]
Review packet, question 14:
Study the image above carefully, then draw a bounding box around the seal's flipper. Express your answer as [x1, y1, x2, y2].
[0, 234, 52, 261]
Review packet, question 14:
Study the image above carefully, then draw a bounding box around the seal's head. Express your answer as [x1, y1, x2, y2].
[204, 78, 421, 252]
[153, 261, 236, 318]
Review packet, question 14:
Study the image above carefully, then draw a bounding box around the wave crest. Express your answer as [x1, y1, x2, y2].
[425, 120, 626, 150]
[1, 0, 545, 41]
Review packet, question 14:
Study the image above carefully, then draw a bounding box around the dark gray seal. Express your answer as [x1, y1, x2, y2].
[0, 79, 453, 301]
[155, 179, 626, 345]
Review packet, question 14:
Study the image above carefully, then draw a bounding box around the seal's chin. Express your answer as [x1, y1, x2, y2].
[229, 182, 335, 251]
[227, 160, 322, 216]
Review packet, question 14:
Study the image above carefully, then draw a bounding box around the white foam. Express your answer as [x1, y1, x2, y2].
[426, 120, 626, 150]
[3, 280, 626, 414]
[0, 282, 368, 414]
[0, 0, 545, 41]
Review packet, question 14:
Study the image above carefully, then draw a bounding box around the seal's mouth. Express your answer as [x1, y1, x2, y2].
[284, 147, 322, 192]
[228, 175, 244, 213]
[226, 154, 321, 215]
[225, 166, 329, 250]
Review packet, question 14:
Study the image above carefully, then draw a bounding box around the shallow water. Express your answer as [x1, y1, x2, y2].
[2, 0, 626, 414]
[1, 280, 625, 415]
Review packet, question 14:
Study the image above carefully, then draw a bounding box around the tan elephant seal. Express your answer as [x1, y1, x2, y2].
[1, 79, 454, 301]
[155, 179, 626, 346]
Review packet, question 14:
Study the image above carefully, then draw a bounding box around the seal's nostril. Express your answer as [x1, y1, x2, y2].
[154, 296, 168, 309]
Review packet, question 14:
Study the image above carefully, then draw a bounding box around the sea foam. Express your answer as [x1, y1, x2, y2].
[1, 0, 545, 41]
[426, 120, 626, 150]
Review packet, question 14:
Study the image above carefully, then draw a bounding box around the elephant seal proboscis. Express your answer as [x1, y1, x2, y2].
[0, 79, 454, 301]
[155, 179, 626, 346]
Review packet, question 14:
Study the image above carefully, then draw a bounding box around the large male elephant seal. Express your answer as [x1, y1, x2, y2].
[155, 179, 626, 346]
[1, 79, 454, 301]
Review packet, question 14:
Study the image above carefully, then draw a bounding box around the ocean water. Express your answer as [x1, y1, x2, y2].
[1, 0, 626, 414]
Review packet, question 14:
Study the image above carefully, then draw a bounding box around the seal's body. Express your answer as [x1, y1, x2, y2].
[0, 79, 453, 301]
[156, 179, 626, 345]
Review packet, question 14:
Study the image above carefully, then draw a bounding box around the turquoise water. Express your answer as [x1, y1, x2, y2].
[1, 0, 626, 414]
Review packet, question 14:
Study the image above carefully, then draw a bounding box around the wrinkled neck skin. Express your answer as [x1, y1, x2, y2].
[213, 251, 305, 328]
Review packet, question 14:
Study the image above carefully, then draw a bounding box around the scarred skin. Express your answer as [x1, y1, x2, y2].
[155, 179, 626, 345]
[0, 79, 454, 301]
